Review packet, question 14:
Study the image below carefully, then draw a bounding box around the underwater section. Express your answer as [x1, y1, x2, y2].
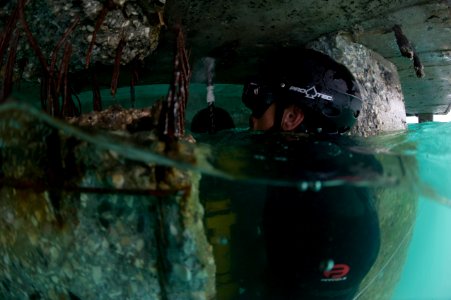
[392, 122, 451, 299]
[1, 80, 433, 299]
[0, 102, 216, 299]
[194, 127, 420, 300]
[10, 77, 451, 299]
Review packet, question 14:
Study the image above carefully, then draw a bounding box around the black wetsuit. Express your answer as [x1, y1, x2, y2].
[262, 185, 380, 300]
[199, 131, 382, 300]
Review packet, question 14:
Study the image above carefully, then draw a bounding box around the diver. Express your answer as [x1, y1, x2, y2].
[199, 48, 381, 299]
[233, 48, 381, 300]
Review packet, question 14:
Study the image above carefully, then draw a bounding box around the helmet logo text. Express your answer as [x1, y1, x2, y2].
[321, 264, 350, 282]
[288, 85, 333, 101]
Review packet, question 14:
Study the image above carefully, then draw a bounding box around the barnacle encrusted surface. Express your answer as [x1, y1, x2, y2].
[0, 103, 215, 299]
[0, 0, 163, 79]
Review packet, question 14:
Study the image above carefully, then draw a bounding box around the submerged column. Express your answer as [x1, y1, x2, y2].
[418, 113, 433, 123]
[0, 104, 215, 300]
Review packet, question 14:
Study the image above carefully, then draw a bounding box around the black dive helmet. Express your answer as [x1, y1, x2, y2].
[243, 49, 363, 134]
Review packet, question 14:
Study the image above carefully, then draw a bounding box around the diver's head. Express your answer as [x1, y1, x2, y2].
[242, 48, 362, 134]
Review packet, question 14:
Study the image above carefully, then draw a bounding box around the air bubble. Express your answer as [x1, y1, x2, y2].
[298, 181, 309, 191]
[219, 237, 229, 245]
[312, 181, 322, 191]
[319, 259, 335, 272]
[274, 156, 288, 162]
[254, 155, 266, 160]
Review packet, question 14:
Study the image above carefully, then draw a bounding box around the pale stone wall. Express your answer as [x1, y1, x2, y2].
[308, 33, 408, 136]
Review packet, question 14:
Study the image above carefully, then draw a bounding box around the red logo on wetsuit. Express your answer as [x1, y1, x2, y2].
[321, 264, 350, 282]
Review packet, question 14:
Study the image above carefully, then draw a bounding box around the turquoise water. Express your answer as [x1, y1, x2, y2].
[393, 122, 451, 300]
[5, 84, 451, 299]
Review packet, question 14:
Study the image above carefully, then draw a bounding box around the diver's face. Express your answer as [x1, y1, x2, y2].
[250, 103, 276, 130]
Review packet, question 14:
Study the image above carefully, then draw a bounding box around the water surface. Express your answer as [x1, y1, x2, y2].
[4, 84, 451, 300]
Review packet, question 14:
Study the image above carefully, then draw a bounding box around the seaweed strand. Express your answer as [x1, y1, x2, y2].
[92, 63, 102, 111]
[18, 0, 48, 72]
[61, 43, 75, 117]
[110, 38, 126, 97]
[159, 28, 191, 138]
[85, 0, 117, 69]
[0, 4, 20, 62]
[0, 30, 20, 102]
